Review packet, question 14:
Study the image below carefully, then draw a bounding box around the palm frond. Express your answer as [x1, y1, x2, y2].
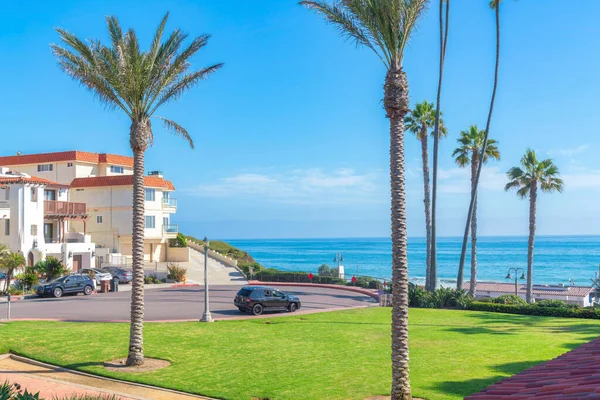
[157, 117, 194, 149]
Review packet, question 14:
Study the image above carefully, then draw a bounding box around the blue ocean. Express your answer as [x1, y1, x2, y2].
[227, 236, 600, 286]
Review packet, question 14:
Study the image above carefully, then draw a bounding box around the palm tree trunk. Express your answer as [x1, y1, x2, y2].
[457, 2, 500, 289]
[430, 0, 450, 293]
[384, 68, 411, 400]
[469, 151, 479, 296]
[526, 183, 537, 304]
[419, 126, 432, 292]
[126, 120, 149, 367]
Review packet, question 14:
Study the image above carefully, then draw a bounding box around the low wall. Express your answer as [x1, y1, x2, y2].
[248, 280, 380, 301]
[167, 247, 190, 262]
[187, 241, 239, 269]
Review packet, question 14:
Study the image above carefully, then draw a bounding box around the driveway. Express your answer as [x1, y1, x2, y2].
[1, 285, 377, 322]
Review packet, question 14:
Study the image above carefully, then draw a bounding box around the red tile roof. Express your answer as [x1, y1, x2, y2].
[466, 337, 600, 399]
[465, 282, 593, 298]
[0, 176, 68, 188]
[70, 175, 175, 190]
[0, 151, 133, 167]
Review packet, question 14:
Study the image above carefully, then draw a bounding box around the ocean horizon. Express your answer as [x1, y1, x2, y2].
[226, 235, 600, 287]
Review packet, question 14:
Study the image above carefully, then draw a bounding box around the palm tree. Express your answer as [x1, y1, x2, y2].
[405, 101, 447, 292]
[52, 13, 222, 366]
[457, 0, 502, 289]
[0, 251, 25, 293]
[452, 125, 499, 296]
[300, 1, 427, 397]
[430, 0, 450, 295]
[505, 149, 563, 303]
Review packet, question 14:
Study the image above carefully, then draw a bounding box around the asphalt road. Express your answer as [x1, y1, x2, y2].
[2, 285, 377, 322]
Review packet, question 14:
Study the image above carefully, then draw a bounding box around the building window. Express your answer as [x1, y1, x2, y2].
[37, 164, 53, 172]
[96, 216, 103, 224]
[31, 224, 37, 236]
[30, 188, 37, 202]
[4, 220, 9, 236]
[145, 216, 155, 229]
[145, 188, 155, 201]
[163, 217, 169, 227]
[4, 187, 9, 200]
[67, 162, 73, 167]
[110, 166, 124, 174]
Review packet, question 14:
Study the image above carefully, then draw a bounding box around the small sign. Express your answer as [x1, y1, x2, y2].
[308, 272, 314, 282]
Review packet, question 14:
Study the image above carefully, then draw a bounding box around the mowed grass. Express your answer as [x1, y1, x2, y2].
[1, 308, 599, 399]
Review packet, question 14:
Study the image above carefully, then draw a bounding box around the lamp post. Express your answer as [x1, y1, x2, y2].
[200, 236, 213, 323]
[505, 268, 526, 296]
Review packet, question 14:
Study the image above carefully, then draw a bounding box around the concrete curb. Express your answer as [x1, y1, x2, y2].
[4, 353, 216, 399]
[248, 281, 380, 300]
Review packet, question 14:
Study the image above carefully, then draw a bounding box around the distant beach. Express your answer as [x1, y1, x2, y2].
[227, 236, 600, 286]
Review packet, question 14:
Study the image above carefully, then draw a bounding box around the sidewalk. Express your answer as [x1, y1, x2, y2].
[0, 354, 214, 400]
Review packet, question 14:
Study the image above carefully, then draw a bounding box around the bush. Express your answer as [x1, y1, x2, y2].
[409, 283, 432, 308]
[256, 269, 346, 285]
[347, 276, 376, 289]
[34, 257, 67, 281]
[535, 299, 578, 308]
[468, 301, 600, 319]
[15, 267, 39, 292]
[144, 275, 162, 284]
[493, 294, 527, 305]
[166, 263, 187, 282]
[0, 380, 119, 399]
[169, 233, 188, 248]
[408, 285, 474, 309]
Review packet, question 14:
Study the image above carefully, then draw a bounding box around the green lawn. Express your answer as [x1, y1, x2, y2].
[1, 308, 599, 400]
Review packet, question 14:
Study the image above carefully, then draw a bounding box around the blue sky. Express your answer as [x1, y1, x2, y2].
[1, 0, 599, 239]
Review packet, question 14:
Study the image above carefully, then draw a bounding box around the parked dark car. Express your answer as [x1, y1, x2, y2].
[36, 274, 94, 298]
[100, 266, 133, 284]
[234, 286, 301, 315]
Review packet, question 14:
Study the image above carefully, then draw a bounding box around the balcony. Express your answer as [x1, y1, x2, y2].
[44, 200, 87, 218]
[163, 224, 178, 238]
[0, 200, 8, 209]
[162, 197, 177, 210]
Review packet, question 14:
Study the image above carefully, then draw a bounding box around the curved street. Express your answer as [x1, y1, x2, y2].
[2, 285, 377, 322]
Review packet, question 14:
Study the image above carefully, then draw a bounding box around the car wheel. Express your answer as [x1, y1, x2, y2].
[53, 287, 63, 298]
[252, 304, 264, 315]
[288, 302, 298, 312]
[238, 307, 246, 313]
[83, 285, 93, 295]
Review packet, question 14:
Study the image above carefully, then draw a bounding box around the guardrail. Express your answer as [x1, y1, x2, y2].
[162, 198, 177, 208]
[163, 224, 178, 234]
[44, 200, 86, 215]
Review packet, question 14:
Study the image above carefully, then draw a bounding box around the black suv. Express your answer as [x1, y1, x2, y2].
[36, 274, 95, 298]
[234, 286, 301, 315]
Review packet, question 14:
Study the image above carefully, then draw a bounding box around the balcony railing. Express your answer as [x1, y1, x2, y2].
[163, 224, 178, 234]
[44, 200, 87, 216]
[162, 197, 177, 208]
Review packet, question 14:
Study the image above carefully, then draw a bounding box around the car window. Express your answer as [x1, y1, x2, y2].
[237, 288, 252, 297]
[264, 290, 272, 297]
[274, 291, 285, 298]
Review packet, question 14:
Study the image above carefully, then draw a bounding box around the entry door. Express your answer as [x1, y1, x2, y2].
[44, 190, 56, 201]
[72, 255, 83, 271]
[44, 223, 53, 243]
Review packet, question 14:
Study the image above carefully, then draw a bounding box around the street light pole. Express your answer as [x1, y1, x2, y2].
[506, 267, 526, 296]
[200, 236, 213, 323]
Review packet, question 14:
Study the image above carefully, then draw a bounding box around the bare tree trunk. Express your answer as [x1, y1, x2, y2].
[430, 0, 450, 294]
[384, 68, 411, 400]
[526, 183, 537, 304]
[126, 120, 150, 367]
[469, 151, 479, 296]
[419, 126, 432, 292]
[458, 2, 500, 289]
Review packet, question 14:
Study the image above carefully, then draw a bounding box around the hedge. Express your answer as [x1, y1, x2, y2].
[256, 270, 346, 285]
[468, 301, 600, 319]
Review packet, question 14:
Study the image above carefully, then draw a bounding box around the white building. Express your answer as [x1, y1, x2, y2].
[0, 151, 183, 266]
[0, 169, 95, 270]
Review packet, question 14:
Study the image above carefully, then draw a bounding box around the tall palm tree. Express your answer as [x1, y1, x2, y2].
[457, 0, 501, 289]
[452, 125, 499, 296]
[300, 1, 427, 398]
[0, 251, 25, 293]
[405, 101, 447, 292]
[52, 13, 222, 366]
[505, 149, 563, 303]
[430, 0, 450, 294]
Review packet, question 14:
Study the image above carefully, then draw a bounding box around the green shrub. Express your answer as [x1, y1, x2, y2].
[535, 299, 578, 308]
[347, 276, 376, 289]
[493, 294, 527, 305]
[256, 269, 346, 285]
[408, 283, 432, 308]
[408, 285, 473, 309]
[0, 380, 118, 399]
[169, 233, 187, 248]
[15, 267, 39, 291]
[468, 301, 600, 319]
[34, 257, 67, 281]
[166, 263, 187, 282]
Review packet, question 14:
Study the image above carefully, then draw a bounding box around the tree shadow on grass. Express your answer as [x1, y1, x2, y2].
[430, 360, 547, 397]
